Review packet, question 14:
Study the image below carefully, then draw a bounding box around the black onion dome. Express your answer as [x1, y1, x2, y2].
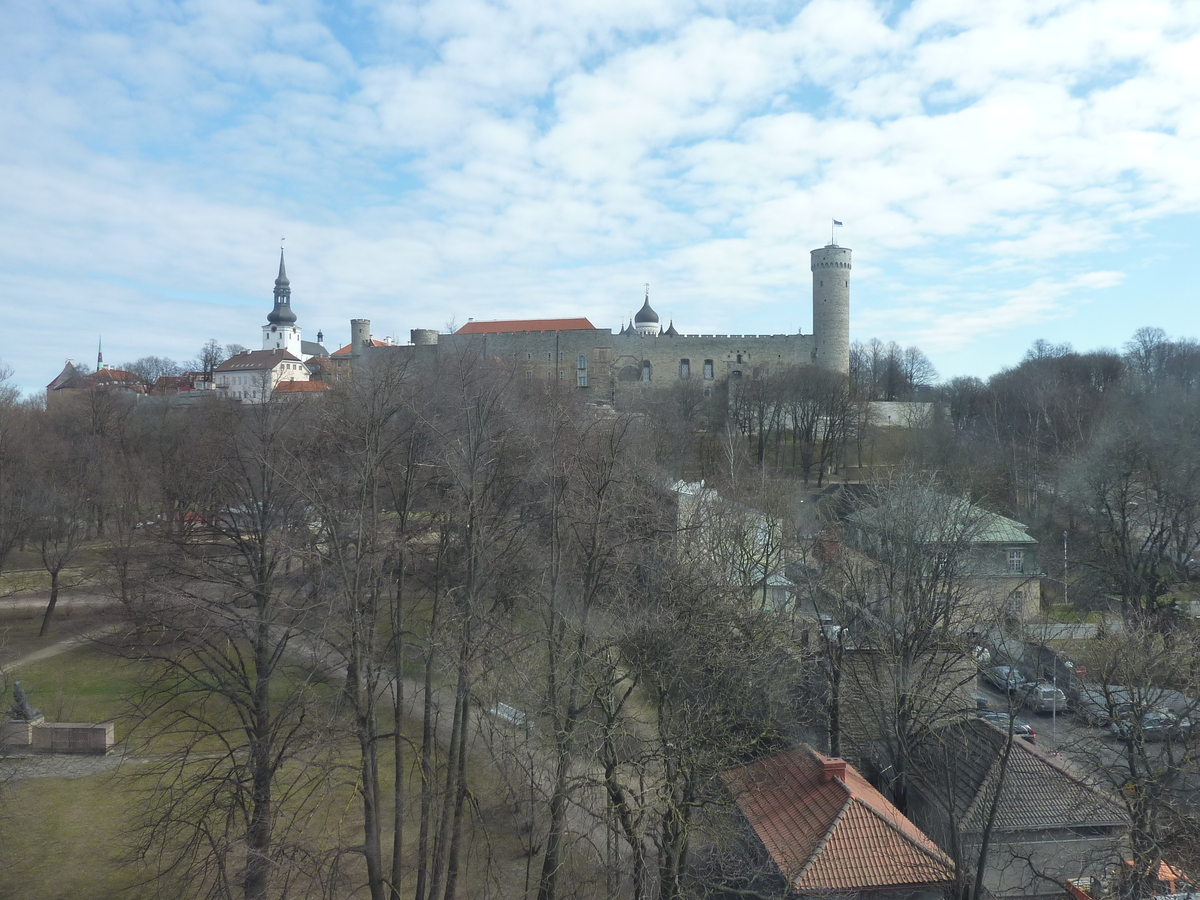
[635, 296, 659, 324]
[664, 320, 678, 336]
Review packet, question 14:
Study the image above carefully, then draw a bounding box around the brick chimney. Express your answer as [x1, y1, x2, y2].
[822, 757, 847, 782]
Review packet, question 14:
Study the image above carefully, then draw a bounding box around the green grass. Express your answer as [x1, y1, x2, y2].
[7, 642, 133, 726]
[2, 773, 156, 900]
[0, 604, 125, 669]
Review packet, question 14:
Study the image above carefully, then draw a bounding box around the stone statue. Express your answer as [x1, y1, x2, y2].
[7, 681, 40, 722]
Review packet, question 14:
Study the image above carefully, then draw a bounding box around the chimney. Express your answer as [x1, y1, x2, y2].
[822, 757, 847, 782]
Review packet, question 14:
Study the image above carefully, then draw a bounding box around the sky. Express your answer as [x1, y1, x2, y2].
[2, 0, 1199, 398]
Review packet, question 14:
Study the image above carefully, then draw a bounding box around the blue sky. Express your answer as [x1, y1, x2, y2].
[2, 0, 1198, 397]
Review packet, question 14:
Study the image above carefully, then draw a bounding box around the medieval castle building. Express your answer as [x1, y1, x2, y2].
[339, 241, 851, 401]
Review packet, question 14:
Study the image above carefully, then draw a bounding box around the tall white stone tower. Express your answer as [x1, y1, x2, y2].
[263, 248, 303, 357]
[811, 243, 851, 374]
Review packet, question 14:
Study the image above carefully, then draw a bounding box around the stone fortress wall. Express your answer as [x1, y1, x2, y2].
[354, 243, 850, 403]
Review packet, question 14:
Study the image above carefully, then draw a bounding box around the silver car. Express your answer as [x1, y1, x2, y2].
[1023, 683, 1069, 714]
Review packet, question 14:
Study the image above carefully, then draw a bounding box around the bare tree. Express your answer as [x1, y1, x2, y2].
[125, 397, 333, 900]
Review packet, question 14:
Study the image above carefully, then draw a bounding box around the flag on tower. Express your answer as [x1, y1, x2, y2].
[833, 219, 843, 226]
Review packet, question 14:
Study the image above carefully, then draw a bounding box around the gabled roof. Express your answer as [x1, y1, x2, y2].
[723, 747, 955, 893]
[216, 349, 301, 372]
[919, 718, 1127, 834]
[454, 318, 597, 334]
[846, 492, 1037, 546]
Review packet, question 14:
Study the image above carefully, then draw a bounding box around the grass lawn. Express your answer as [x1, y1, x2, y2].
[5, 642, 133, 726]
[2, 772, 156, 900]
[1, 624, 536, 900]
[0, 603, 126, 670]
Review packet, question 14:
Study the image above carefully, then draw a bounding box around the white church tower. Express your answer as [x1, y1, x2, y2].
[263, 248, 303, 356]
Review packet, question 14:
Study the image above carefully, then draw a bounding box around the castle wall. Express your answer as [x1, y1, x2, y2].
[432, 330, 816, 401]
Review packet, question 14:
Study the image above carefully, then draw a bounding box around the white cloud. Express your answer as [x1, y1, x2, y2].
[1, 0, 1200, 394]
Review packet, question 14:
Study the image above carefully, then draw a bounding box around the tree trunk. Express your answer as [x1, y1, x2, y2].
[38, 568, 60, 637]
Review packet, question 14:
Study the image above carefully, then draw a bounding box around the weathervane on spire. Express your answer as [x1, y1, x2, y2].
[645, 283, 650, 298]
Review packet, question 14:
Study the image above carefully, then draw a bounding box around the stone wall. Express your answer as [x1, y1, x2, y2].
[2, 721, 115, 755]
[411, 329, 817, 402]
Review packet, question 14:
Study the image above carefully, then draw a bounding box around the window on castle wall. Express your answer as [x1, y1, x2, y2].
[680, 359, 690, 378]
[578, 373, 587, 387]
[525, 371, 532, 379]
[578, 355, 586, 370]
[704, 360, 714, 379]
[642, 362, 651, 382]
[559, 370, 564, 379]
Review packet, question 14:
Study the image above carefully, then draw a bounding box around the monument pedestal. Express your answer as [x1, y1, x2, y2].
[1, 716, 45, 749]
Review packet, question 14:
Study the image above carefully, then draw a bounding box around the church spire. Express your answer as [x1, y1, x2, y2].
[97, 335, 103, 371]
[268, 246, 296, 325]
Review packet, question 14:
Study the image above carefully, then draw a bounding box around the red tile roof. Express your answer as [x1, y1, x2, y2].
[455, 318, 597, 334]
[331, 339, 392, 357]
[722, 747, 955, 893]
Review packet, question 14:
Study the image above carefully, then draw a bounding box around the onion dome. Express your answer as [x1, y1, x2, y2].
[664, 319, 678, 337]
[634, 294, 659, 325]
[634, 286, 660, 336]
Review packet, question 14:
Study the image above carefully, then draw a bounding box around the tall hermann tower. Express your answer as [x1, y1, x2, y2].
[263, 248, 303, 356]
[811, 242, 851, 374]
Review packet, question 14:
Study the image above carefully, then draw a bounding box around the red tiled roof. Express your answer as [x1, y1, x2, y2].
[273, 380, 329, 393]
[455, 318, 596, 334]
[722, 747, 954, 893]
[331, 339, 391, 357]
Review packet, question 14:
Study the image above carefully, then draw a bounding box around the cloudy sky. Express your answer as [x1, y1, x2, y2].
[2, 0, 1198, 396]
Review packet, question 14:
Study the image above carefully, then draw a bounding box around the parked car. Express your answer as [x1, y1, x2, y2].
[976, 710, 1037, 743]
[1023, 683, 1069, 714]
[1075, 686, 1136, 726]
[984, 665, 1027, 694]
[1109, 709, 1193, 742]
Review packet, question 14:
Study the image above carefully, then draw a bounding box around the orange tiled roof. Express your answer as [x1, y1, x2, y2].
[722, 747, 954, 893]
[455, 318, 596, 334]
[331, 339, 392, 357]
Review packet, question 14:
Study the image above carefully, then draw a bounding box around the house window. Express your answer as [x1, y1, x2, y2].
[703, 359, 714, 379]
[642, 361, 651, 382]
[680, 359, 690, 379]
[1008, 550, 1025, 573]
